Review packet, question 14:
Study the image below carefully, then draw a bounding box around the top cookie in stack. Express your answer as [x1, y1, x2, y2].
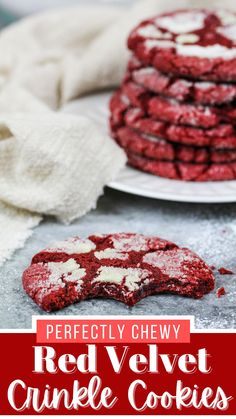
[109, 9, 236, 181]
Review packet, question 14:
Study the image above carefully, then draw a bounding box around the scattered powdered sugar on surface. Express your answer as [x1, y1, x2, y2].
[94, 266, 151, 291]
[94, 248, 129, 260]
[156, 11, 206, 34]
[46, 237, 96, 254]
[229, 222, 236, 235]
[181, 215, 236, 270]
[195, 314, 236, 330]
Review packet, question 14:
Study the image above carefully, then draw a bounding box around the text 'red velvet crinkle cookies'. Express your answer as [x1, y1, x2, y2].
[22, 233, 215, 312]
[128, 9, 236, 82]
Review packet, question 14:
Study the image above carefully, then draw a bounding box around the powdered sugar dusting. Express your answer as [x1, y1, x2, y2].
[34, 259, 86, 305]
[145, 38, 236, 59]
[216, 10, 236, 26]
[138, 24, 171, 40]
[143, 10, 236, 59]
[143, 133, 166, 144]
[195, 81, 216, 89]
[121, 94, 130, 105]
[156, 11, 206, 34]
[46, 237, 96, 254]
[112, 233, 150, 251]
[218, 23, 236, 42]
[23, 232, 217, 314]
[111, 233, 165, 252]
[95, 248, 129, 260]
[145, 39, 175, 50]
[177, 44, 236, 59]
[94, 266, 151, 291]
[46, 259, 86, 283]
[135, 67, 156, 76]
[126, 108, 143, 121]
[143, 248, 198, 282]
[176, 33, 200, 44]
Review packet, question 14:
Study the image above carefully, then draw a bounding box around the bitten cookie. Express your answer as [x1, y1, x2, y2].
[128, 9, 236, 82]
[22, 233, 215, 311]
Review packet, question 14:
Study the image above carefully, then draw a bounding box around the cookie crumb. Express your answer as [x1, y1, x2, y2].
[218, 267, 234, 275]
[217, 287, 226, 298]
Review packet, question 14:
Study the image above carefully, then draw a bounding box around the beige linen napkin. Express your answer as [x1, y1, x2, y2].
[0, 84, 126, 264]
[0, 0, 235, 265]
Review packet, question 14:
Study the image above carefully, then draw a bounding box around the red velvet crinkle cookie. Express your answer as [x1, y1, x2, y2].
[122, 81, 151, 109]
[22, 233, 215, 311]
[148, 96, 236, 128]
[110, 89, 236, 149]
[109, 89, 130, 128]
[128, 9, 236, 82]
[125, 107, 236, 149]
[128, 152, 236, 181]
[112, 125, 236, 164]
[122, 81, 236, 128]
[130, 64, 236, 105]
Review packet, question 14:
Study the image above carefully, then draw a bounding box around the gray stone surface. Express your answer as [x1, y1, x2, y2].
[0, 188, 235, 330]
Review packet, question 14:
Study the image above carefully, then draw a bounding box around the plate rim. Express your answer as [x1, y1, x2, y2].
[64, 92, 236, 204]
[109, 167, 236, 203]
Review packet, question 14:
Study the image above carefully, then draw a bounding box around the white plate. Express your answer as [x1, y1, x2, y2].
[64, 92, 236, 203]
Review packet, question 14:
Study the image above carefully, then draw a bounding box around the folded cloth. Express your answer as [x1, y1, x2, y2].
[0, 5, 126, 265]
[0, 100, 125, 264]
[0, 111, 126, 222]
[0, 0, 235, 266]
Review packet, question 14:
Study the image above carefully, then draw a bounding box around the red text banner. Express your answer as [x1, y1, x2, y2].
[0, 317, 235, 416]
[36, 318, 191, 343]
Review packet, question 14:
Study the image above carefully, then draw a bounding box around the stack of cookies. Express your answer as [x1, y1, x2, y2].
[110, 9, 236, 181]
